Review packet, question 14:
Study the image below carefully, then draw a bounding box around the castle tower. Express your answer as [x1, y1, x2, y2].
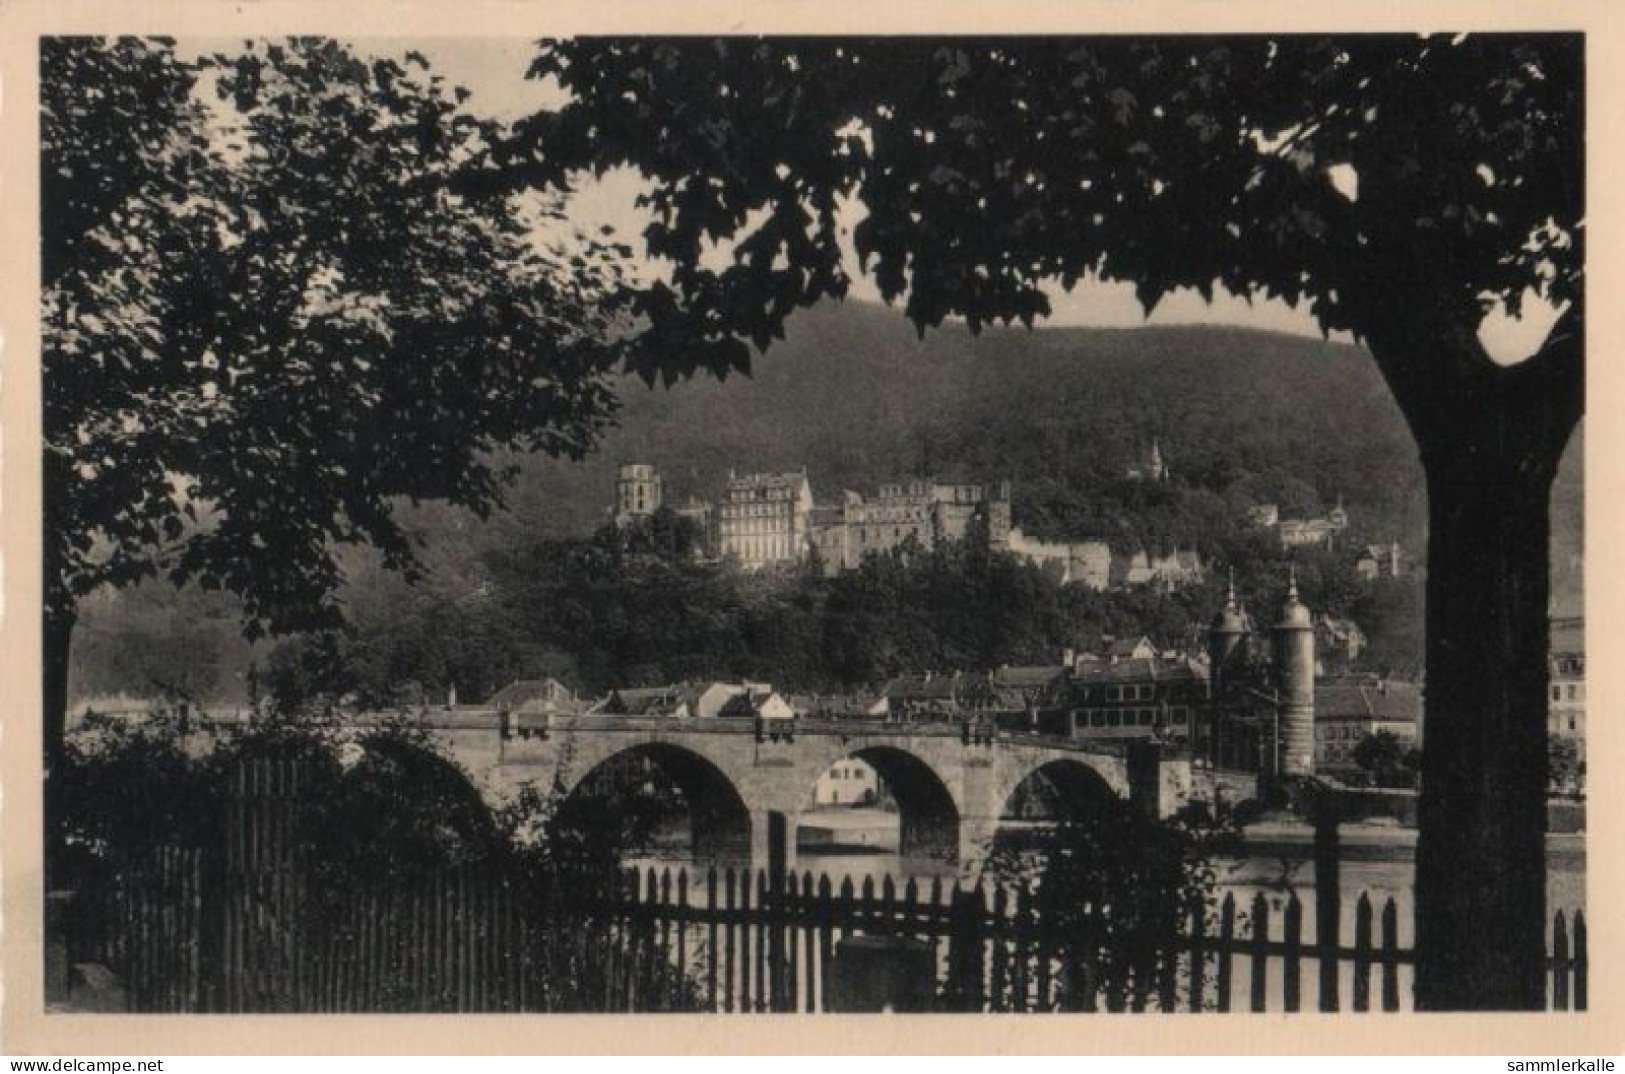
[615, 462, 663, 525]
[1271, 567, 1317, 779]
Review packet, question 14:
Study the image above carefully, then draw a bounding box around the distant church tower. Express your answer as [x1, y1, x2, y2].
[1127, 439, 1170, 483]
[1271, 568, 1317, 779]
[615, 463, 663, 526]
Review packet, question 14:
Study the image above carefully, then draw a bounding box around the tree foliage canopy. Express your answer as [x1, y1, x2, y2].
[487, 36, 1580, 411]
[43, 37, 630, 638]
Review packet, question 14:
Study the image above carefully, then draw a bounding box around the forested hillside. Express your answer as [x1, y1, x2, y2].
[67, 300, 1583, 708]
[485, 300, 1428, 551]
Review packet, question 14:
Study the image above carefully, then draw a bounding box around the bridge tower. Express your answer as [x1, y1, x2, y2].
[1271, 568, 1317, 779]
[1208, 570, 1249, 695]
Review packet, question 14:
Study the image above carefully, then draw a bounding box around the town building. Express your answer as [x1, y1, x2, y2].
[785, 693, 889, 719]
[1549, 617, 1585, 741]
[598, 680, 779, 719]
[881, 672, 986, 720]
[599, 683, 688, 717]
[487, 678, 579, 715]
[1276, 501, 1351, 550]
[1356, 541, 1405, 581]
[1312, 674, 1423, 776]
[812, 757, 881, 807]
[808, 479, 1013, 575]
[986, 665, 1072, 730]
[683, 681, 774, 719]
[1061, 652, 1209, 749]
[718, 470, 814, 570]
[715, 689, 796, 721]
[1316, 615, 1368, 672]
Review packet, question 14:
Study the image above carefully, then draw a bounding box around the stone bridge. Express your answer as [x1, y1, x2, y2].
[394, 710, 1202, 875]
[164, 708, 1211, 876]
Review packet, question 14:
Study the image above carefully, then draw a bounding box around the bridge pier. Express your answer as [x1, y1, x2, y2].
[749, 809, 799, 874]
[957, 816, 1003, 879]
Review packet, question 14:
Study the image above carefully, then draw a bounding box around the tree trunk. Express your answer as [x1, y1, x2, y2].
[41, 451, 75, 891]
[43, 602, 74, 890]
[1412, 419, 1564, 1009]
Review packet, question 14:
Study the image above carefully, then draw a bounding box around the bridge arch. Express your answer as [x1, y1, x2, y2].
[804, 744, 962, 865]
[998, 757, 1123, 823]
[556, 741, 752, 865]
[357, 733, 505, 854]
[975, 755, 1131, 880]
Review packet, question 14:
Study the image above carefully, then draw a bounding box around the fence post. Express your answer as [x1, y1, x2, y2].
[818, 874, 838, 1013]
[803, 870, 819, 1013]
[1574, 911, 1588, 1012]
[1380, 897, 1400, 1011]
[1186, 901, 1206, 1013]
[1283, 893, 1303, 1013]
[1552, 911, 1570, 1011]
[944, 884, 987, 1012]
[990, 885, 1011, 1012]
[724, 867, 738, 1013]
[1215, 892, 1235, 1013]
[706, 867, 719, 1012]
[1249, 893, 1270, 1013]
[784, 872, 800, 1013]
[767, 812, 789, 1012]
[756, 869, 771, 1012]
[738, 868, 752, 1012]
[1013, 882, 1034, 1012]
[1314, 801, 1341, 1012]
[1352, 893, 1373, 1012]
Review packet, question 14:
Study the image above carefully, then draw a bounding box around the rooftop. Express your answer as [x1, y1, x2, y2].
[1315, 675, 1423, 721]
[727, 471, 807, 489]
